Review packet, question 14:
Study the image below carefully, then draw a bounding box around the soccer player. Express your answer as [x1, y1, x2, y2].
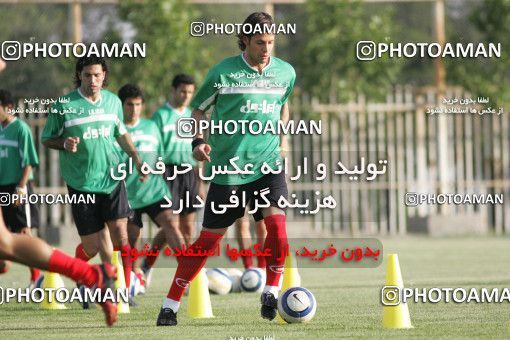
[151, 74, 202, 247]
[156, 12, 295, 326]
[116, 84, 186, 293]
[0, 207, 118, 326]
[0, 89, 42, 287]
[41, 56, 146, 297]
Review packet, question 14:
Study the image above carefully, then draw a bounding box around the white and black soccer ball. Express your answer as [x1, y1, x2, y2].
[277, 287, 317, 323]
[240, 268, 265, 293]
[226, 268, 243, 293]
[206, 268, 232, 295]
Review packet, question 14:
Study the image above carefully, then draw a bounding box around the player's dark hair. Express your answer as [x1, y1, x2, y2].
[118, 84, 144, 104]
[237, 12, 274, 51]
[74, 56, 109, 88]
[172, 74, 195, 89]
[0, 89, 14, 107]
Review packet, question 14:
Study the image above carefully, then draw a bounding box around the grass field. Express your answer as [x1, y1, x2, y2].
[1, 236, 510, 339]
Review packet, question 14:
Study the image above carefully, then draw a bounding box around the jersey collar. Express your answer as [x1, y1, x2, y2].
[165, 102, 187, 115]
[241, 53, 272, 74]
[78, 88, 103, 106]
[0, 116, 16, 131]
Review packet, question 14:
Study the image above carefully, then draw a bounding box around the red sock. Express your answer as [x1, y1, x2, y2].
[241, 249, 253, 269]
[48, 249, 98, 287]
[115, 244, 132, 288]
[263, 214, 287, 286]
[30, 267, 41, 282]
[257, 254, 267, 269]
[167, 230, 223, 301]
[75, 244, 91, 262]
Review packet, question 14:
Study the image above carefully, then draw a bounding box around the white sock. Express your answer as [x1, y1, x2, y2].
[263, 285, 279, 298]
[162, 297, 180, 313]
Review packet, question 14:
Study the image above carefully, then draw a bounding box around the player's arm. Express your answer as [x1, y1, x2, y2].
[279, 102, 290, 157]
[191, 108, 211, 162]
[0, 58, 6, 73]
[116, 133, 148, 182]
[42, 137, 80, 152]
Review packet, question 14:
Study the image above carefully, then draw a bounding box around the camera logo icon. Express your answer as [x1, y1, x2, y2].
[0, 193, 11, 207]
[177, 118, 197, 138]
[190, 22, 205, 37]
[1, 41, 21, 61]
[405, 192, 419, 207]
[381, 286, 401, 306]
[356, 41, 376, 61]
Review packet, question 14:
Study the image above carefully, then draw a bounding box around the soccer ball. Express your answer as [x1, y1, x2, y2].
[129, 271, 142, 297]
[206, 268, 232, 295]
[226, 268, 243, 293]
[277, 287, 317, 323]
[240, 268, 265, 293]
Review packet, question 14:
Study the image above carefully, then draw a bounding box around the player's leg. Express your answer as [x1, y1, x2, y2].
[106, 218, 131, 287]
[235, 214, 254, 269]
[18, 227, 42, 285]
[0, 209, 117, 326]
[1, 183, 42, 284]
[141, 227, 166, 275]
[157, 182, 244, 326]
[98, 226, 114, 264]
[251, 173, 288, 321]
[154, 209, 185, 250]
[179, 212, 195, 247]
[127, 209, 148, 293]
[68, 185, 105, 263]
[255, 220, 267, 269]
[103, 181, 133, 288]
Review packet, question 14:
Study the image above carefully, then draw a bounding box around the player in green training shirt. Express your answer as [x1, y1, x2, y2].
[42, 57, 146, 300]
[157, 12, 295, 326]
[0, 89, 42, 287]
[116, 84, 186, 294]
[151, 74, 202, 248]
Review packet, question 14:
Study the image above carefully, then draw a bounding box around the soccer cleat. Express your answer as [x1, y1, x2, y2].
[156, 307, 178, 326]
[260, 291, 278, 321]
[92, 263, 118, 327]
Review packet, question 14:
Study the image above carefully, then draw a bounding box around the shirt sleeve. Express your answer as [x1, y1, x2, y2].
[18, 123, 39, 168]
[114, 97, 127, 138]
[190, 66, 220, 111]
[41, 103, 65, 141]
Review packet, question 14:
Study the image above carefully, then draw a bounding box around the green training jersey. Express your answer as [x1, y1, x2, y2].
[151, 103, 196, 166]
[0, 118, 39, 185]
[42, 89, 126, 193]
[190, 53, 296, 185]
[115, 118, 171, 209]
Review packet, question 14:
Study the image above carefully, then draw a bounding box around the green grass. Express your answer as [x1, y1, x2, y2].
[1, 237, 510, 339]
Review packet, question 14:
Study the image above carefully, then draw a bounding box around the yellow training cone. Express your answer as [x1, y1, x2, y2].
[382, 254, 412, 329]
[112, 251, 130, 314]
[41, 272, 67, 310]
[278, 253, 301, 324]
[187, 269, 213, 318]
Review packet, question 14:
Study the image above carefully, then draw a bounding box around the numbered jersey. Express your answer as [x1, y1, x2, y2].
[190, 53, 296, 185]
[42, 89, 126, 193]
